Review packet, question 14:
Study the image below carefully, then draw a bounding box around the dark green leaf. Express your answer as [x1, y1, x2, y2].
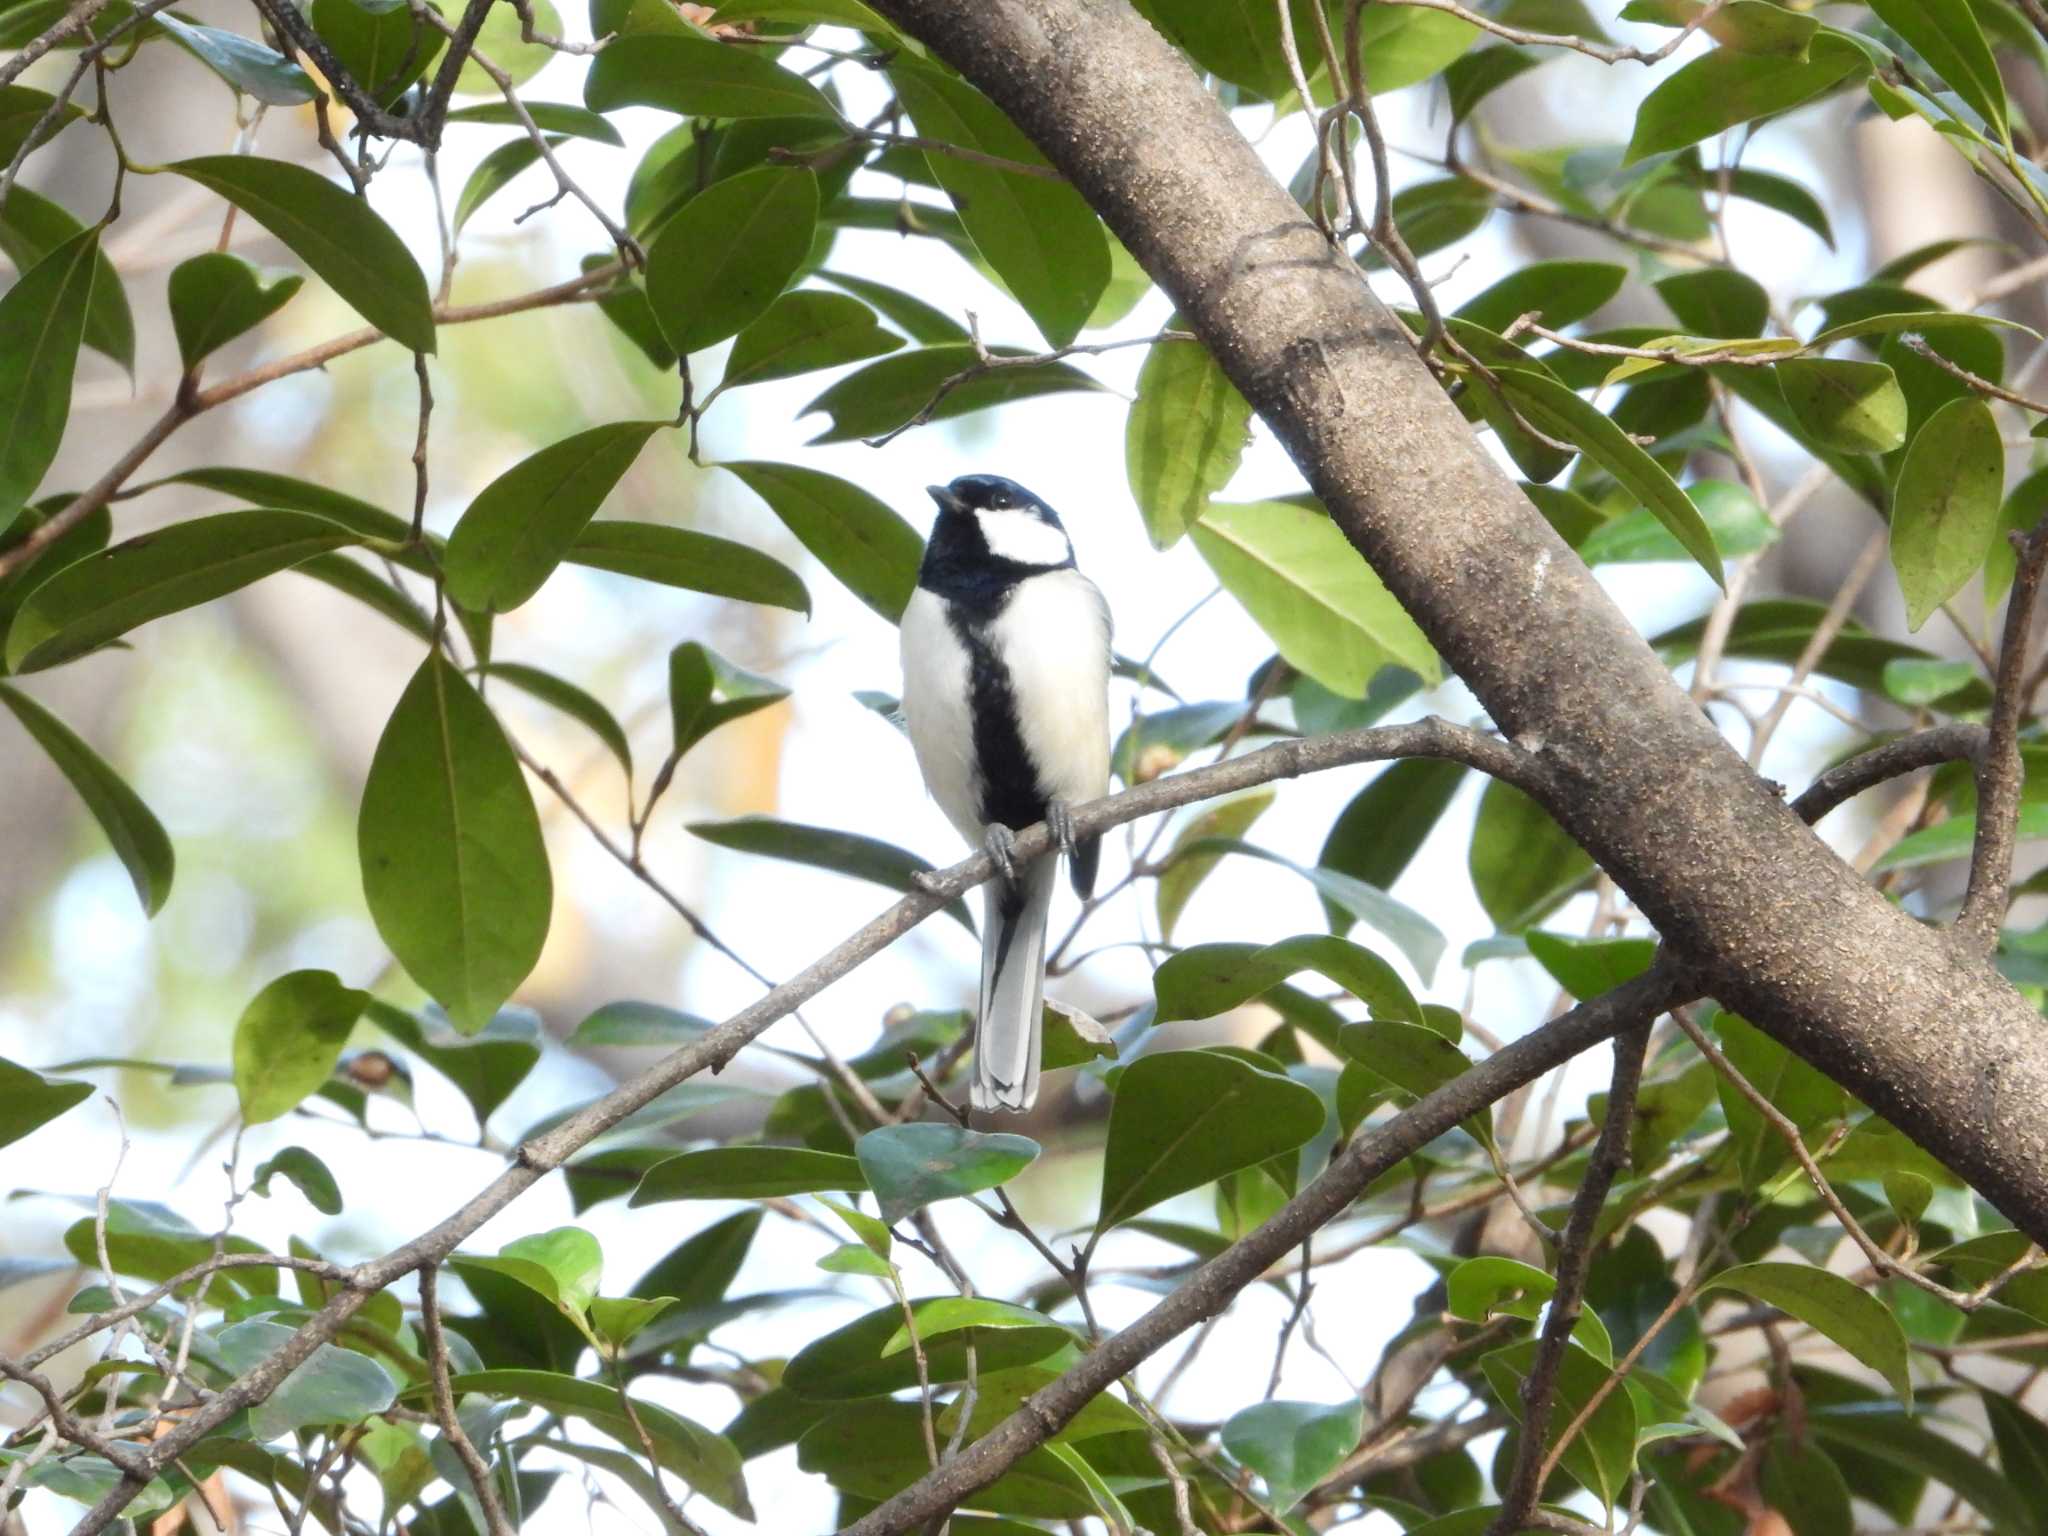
[5, 509, 358, 673]
[878, 1297, 1077, 1358]
[1096, 1048, 1326, 1232]
[481, 662, 631, 778]
[1363, 177, 1493, 267]
[1126, 332, 1251, 549]
[1524, 932, 1656, 999]
[444, 100, 624, 143]
[1181, 839, 1445, 979]
[1868, 0, 2006, 136]
[721, 460, 923, 620]
[0, 225, 95, 526]
[798, 1401, 1093, 1516]
[1444, 45, 1541, 123]
[364, 1000, 542, 1127]
[1702, 1263, 1910, 1402]
[799, 344, 1107, 445]
[308, 0, 444, 105]
[0, 1055, 91, 1149]
[688, 815, 975, 933]
[632, 1146, 866, 1203]
[816, 270, 968, 343]
[647, 166, 817, 356]
[1222, 1399, 1365, 1513]
[167, 252, 303, 370]
[0, 187, 131, 372]
[219, 1321, 395, 1439]
[251, 1146, 343, 1214]
[1654, 268, 1769, 339]
[1457, 261, 1626, 334]
[0, 85, 84, 165]
[63, 1200, 275, 1296]
[665, 641, 788, 768]
[855, 1123, 1039, 1225]
[1878, 803, 2048, 870]
[1808, 1393, 2031, 1531]
[1156, 788, 1274, 940]
[1981, 1390, 2048, 1536]
[719, 290, 901, 391]
[585, 31, 838, 119]
[1340, 1018, 1492, 1147]
[1776, 358, 1907, 453]
[1625, 37, 1868, 162]
[155, 14, 316, 104]
[451, 136, 552, 232]
[0, 683, 171, 913]
[233, 970, 371, 1125]
[1714, 1013, 1846, 1189]
[1891, 396, 2003, 631]
[1480, 1339, 1636, 1508]
[632, 1207, 762, 1305]
[1154, 933, 1421, 1026]
[1318, 759, 1466, 927]
[1141, 0, 1318, 99]
[567, 519, 809, 613]
[358, 654, 552, 1034]
[444, 421, 663, 612]
[1576, 478, 1775, 566]
[169, 156, 435, 353]
[785, 1300, 1075, 1400]
[1469, 778, 1595, 931]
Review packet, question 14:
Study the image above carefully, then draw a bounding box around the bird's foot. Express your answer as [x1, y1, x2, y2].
[1046, 800, 1079, 862]
[983, 823, 1019, 885]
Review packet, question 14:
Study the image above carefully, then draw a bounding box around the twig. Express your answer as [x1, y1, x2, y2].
[0, 0, 114, 91]
[249, 0, 428, 145]
[1377, 0, 1727, 66]
[1790, 724, 1987, 824]
[419, 1267, 513, 1536]
[1900, 334, 2048, 416]
[1748, 531, 1888, 765]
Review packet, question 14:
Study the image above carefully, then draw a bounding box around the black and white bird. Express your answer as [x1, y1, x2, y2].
[900, 474, 1111, 1112]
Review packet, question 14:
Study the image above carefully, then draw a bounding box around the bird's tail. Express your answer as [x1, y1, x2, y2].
[974, 853, 1055, 1112]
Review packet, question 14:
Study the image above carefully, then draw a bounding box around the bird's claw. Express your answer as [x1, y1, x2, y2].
[1046, 800, 1078, 862]
[983, 824, 1019, 885]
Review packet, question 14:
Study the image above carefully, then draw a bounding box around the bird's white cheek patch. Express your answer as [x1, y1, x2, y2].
[977, 511, 1072, 567]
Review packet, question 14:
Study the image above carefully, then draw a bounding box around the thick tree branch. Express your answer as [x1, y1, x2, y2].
[862, 0, 2048, 1248]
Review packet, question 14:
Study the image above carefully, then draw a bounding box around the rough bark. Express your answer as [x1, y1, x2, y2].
[863, 0, 2048, 1238]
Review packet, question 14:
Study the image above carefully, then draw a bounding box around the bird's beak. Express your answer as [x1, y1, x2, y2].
[927, 484, 969, 516]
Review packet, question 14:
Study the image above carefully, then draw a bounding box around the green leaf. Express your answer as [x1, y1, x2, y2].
[1222, 1399, 1364, 1513]
[1576, 478, 1776, 566]
[0, 1055, 91, 1149]
[688, 815, 975, 933]
[799, 343, 1106, 444]
[1126, 332, 1252, 548]
[1340, 1018, 1492, 1148]
[447, 1369, 752, 1518]
[721, 460, 923, 621]
[5, 509, 358, 673]
[168, 157, 435, 353]
[1809, 308, 2036, 350]
[0, 191, 129, 374]
[855, 1123, 1039, 1225]
[1455, 261, 1626, 334]
[1041, 1000, 1117, 1072]
[1096, 1048, 1326, 1233]
[499, 1226, 604, 1316]
[0, 85, 84, 164]
[587, 1294, 681, 1353]
[1469, 778, 1595, 931]
[1192, 499, 1441, 696]
[567, 519, 809, 613]
[1713, 166, 1835, 247]
[1181, 838, 1446, 979]
[365, 1000, 542, 1128]
[718, 290, 902, 391]
[888, 60, 1109, 349]
[1891, 396, 2003, 631]
[585, 31, 838, 119]
[444, 421, 663, 613]
[661, 645, 786, 789]
[1494, 367, 1723, 587]
[633, 1207, 762, 1304]
[480, 662, 632, 779]
[1352, 3, 1479, 91]
[647, 167, 817, 356]
[233, 969, 371, 1125]
[1525, 932, 1656, 999]
[1154, 934, 1421, 1027]
[0, 684, 171, 913]
[630, 1146, 866, 1203]
[819, 1242, 894, 1277]
[1775, 357, 1907, 453]
[63, 1200, 275, 1296]
[816, 270, 968, 343]
[1363, 177, 1493, 267]
[1316, 760, 1466, 935]
[1448, 1256, 1617, 1360]
[1981, 1391, 2048, 1536]
[456, 0, 557, 90]
[797, 1401, 1092, 1516]
[1444, 44, 1541, 123]
[250, 1146, 343, 1214]
[1867, 0, 2007, 137]
[357, 654, 552, 1034]
[154, 14, 316, 104]
[1808, 1394, 2032, 1531]
[451, 135, 551, 232]
[1625, 37, 1868, 162]
[1714, 1013, 1847, 1189]
[785, 1301, 1074, 1400]
[1156, 788, 1274, 940]
[218, 1321, 395, 1440]
[309, 0, 444, 105]
[1878, 803, 2048, 870]
[1142, 0, 1317, 98]
[1879, 656, 1977, 706]
[879, 1297, 1078, 1357]
[444, 100, 624, 143]
[167, 253, 303, 370]
[1987, 464, 2048, 612]
[1481, 1339, 1636, 1509]
[1701, 1263, 1911, 1402]
[0, 225, 96, 527]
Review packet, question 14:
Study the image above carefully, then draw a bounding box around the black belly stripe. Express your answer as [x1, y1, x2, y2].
[943, 602, 1050, 846]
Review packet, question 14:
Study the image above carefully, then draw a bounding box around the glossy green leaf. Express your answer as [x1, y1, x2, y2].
[689, 815, 975, 933]
[1577, 478, 1775, 566]
[721, 460, 922, 620]
[169, 157, 435, 353]
[1141, 0, 1318, 98]
[308, 0, 444, 105]
[1808, 1394, 2032, 1531]
[1340, 1017, 1492, 1147]
[1222, 1399, 1364, 1512]
[633, 1207, 763, 1304]
[816, 270, 968, 344]
[1363, 177, 1492, 267]
[1625, 37, 1868, 162]
[155, 14, 316, 105]
[785, 1300, 1074, 1400]
[1126, 332, 1252, 548]
[1494, 367, 1723, 586]
[365, 1001, 542, 1128]
[1981, 1391, 2048, 1535]
[7, 510, 358, 673]
[219, 1321, 395, 1440]
[444, 100, 624, 143]
[233, 969, 371, 1125]
[889, 60, 1109, 348]
[1447, 1256, 1614, 1362]
[1096, 1048, 1326, 1233]
[1469, 778, 1595, 931]
[878, 1296, 1077, 1357]
[1192, 499, 1441, 696]
[855, 1123, 1039, 1225]
[1714, 1013, 1847, 1190]
[481, 662, 632, 779]
[1810, 308, 2035, 351]
[0, 85, 84, 164]
[797, 1401, 1092, 1516]
[1154, 934, 1421, 1026]
[250, 1145, 342, 1215]
[0, 1055, 91, 1149]
[357, 654, 552, 1034]
[800, 343, 1106, 444]
[1524, 932, 1656, 999]
[1701, 1262, 1911, 1402]
[1157, 788, 1274, 940]
[1880, 656, 1977, 706]
[1891, 396, 2003, 631]
[717, 290, 901, 392]
[647, 167, 817, 356]
[447, 1368, 752, 1517]
[0, 226, 95, 527]
[0, 683, 171, 913]
[1456, 261, 1626, 334]
[451, 135, 551, 232]
[1351, 3, 1479, 92]
[1776, 357, 1907, 453]
[663, 641, 788, 774]
[444, 421, 663, 612]
[585, 31, 838, 118]
[167, 253, 303, 370]
[818, 1241, 893, 1277]
[567, 519, 809, 613]
[0, 188, 131, 372]
[631, 1146, 866, 1203]
[1868, 0, 2006, 137]
[1317, 759, 1466, 931]
[1480, 1339, 1636, 1508]
[493, 1226, 604, 1317]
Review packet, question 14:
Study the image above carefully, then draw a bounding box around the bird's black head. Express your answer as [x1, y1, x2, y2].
[927, 474, 1060, 523]
[924, 474, 1073, 579]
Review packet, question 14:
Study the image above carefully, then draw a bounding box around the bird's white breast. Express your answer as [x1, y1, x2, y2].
[899, 586, 984, 846]
[989, 568, 1112, 808]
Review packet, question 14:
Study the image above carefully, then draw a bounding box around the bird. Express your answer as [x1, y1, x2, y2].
[899, 474, 1111, 1112]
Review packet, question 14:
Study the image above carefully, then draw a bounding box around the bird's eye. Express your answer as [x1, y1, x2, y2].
[989, 493, 1010, 509]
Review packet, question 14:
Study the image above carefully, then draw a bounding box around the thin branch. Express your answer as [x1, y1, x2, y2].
[1958, 523, 2048, 949]
[248, 0, 427, 144]
[1900, 333, 2048, 416]
[1790, 725, 1987, 825]
[0, 0, 114, 90]
[419, 1267, 513, 1536]
[1748, 531, 1889, 765]
[1376, 0, 1726, 66]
